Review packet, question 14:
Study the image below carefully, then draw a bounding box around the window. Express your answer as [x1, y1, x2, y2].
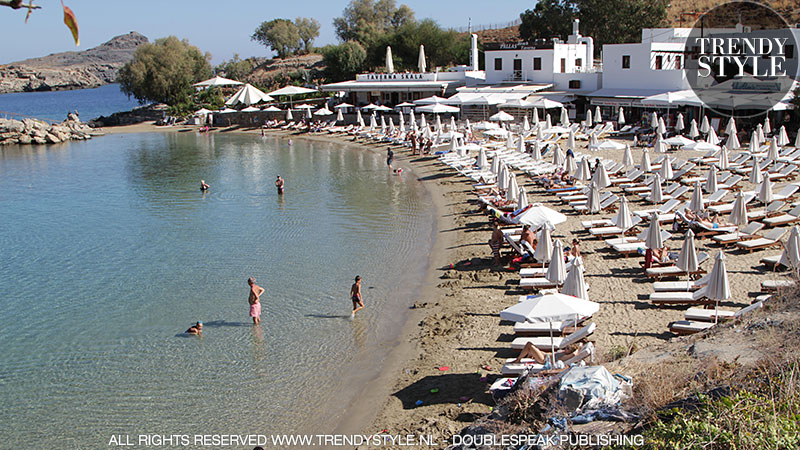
[568, 80, 581, 89]
[576, 58, 582, 68]
[494, 58, 502, 70]
[622, 55, 631, 69]
[533, 57, 542, 70]
[785, 44, 794, 58]
[654, 55, 663, 70]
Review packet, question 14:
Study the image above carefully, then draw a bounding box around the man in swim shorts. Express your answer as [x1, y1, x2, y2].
[248, 277, 264, 325]
[200, 180, 209, 191]
[275, 175, 284, 195]
[350, 275, 364, 317]
[386, 147, 394, 168]
[186, 321, 203, 335]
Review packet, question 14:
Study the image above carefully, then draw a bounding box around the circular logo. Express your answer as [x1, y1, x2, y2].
[684, 1, 798, 118]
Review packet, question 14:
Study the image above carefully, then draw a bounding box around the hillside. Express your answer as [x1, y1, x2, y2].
[0, 32, 148, 94]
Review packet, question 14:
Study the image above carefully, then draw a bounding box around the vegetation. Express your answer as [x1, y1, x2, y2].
[519, 0, 667, 55]
[118, 36, 212, 108]
[251, 17, 320, 58]
[333, 0, 414, 48]
[215, 54, 254, 81]
[321, 41, 367, 81]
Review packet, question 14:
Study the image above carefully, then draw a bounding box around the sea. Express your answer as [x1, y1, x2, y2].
[0, 88, 437, 448]
[0, 83, 141, 123]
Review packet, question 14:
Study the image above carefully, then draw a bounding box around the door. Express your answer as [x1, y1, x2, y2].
[513, 59, 522, 80]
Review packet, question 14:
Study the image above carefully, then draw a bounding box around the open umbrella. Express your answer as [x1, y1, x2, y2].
[688, 181, 704, 211]
[705, 165, 718, 194]
[268, 85, 317, 108]
[533, 225, 553, 267]
[779, 225, 800, 275]
[622, 144, 634, 170]
[706, 252, 731, 324]
[562, 257, 588, 300]
[676, 229, 698, 291]
[650, 173, 664, 204]
[587, 182, 601, 214]
[516, 204, 567, 228]
[489, 111, 515, 122]
[759, 175, 773, 205]
[641, 148, 652, 172]
[545, 240, 567, 286]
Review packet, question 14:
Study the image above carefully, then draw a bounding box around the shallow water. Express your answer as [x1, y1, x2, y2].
[0, 132, 435, 448]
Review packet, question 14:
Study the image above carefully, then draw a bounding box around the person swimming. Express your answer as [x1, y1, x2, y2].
[186, 321, 203, 335]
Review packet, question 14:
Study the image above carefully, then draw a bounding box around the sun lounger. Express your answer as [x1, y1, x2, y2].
[672, 301, 764, 335]
[760, 254, 785, 269]
[769, 184, 800, 201]
[684, 301, 764, 322]
[669, 320, 715, 335]
[761, 279, 795, 292]
[645, 253, 709, 279]
[588, 216, 643, 237]
[510, 323, 596, 351]
[501, 342, 595, 375]
[653, 274, 710, 292]
[711, 222, 765, 246]
[736, 227, 788, 252]
[633, 199, 681, 218]
[574, 194, 619, 213]
[708, 192, 756, 214]
[762, 205, 800, 227]
[513, 317, 589, 335]
[747, 201, 786, 221]
[650, 286, 713, 305]
[692, 221, 738, 237]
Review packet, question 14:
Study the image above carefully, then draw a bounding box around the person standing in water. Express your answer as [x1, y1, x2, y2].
[200, 180, 210, 191]
[247, 277, 264, 325]
[386, 147, 394, 169]
[275, 175, 284, 195]
[350, 276, 364, 317]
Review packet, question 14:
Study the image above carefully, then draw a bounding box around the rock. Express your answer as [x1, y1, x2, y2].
[45, 133, 61, 144]
[17, 135, 31, 144]
[32, 136, 47, 145]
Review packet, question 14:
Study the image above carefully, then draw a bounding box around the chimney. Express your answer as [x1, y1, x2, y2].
[573, 19, 580, 37]
[470, 34, 479, 71]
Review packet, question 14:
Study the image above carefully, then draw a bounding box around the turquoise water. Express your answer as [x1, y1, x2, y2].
[0, 83, 141, 123]
[0, 132, 435, 448]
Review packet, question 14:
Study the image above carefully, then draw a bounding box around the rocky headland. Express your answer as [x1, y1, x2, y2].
[0, 114, 101, 145]
[0, 32, 148, 94]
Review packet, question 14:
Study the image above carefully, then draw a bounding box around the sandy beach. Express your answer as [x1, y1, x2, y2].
[103, 121, 795, 446]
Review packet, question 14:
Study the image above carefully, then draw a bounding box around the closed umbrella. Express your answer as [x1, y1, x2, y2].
[706, 252, 731, 324]
[778, 126, 789, 146]
[593, 162, 611, 188]
[410, 110, 416, 130]
[645, 213, 663, 249]
[587, 182, 601, 214]
[618, 107, 625, 126]
[477, 148, 488, 169]
[658, 117, 667, 135]
[688, 119, 700, 139]
[385, 45, 394, 73]
[718, 145, 729, 170]
[399, 113, 405, 132]
[588, 133, 600, 150]
[420, 114, 427, 129]
[491, 155, 500, 176]
[650, 112, 659, 129]
[707, 127, 720, 145]
[552, 145, 565, 168]
[418, 44, 427, 73]
[728, 191, 749, 237]
[641, 148, 652, 172]
[767, 137, 779, 162]
[518, 186, 529, 210]
[517, 135, 526, 153]
[748, 131, 759, 155]
[660, 155, 673, 180]
[676, 229, 698, 291]
[622, 144, 634, 170]
[506, 175, 519, 204]
[764, 117, 771, 135]
[356, 109, 364, 127]
[651, 173, 664, 204]
[705, 165, 718, 194]
[575, 157, 590, 182]
[594, 106, 602, 124]
[653, 132, 666, 153]
[749, 156, 763, 184]
[759, 175, 773, 205]
[700, 116, 710, 134]
[565, 151, 577, 175]
[336, 108, 344, 122]
[560, 108, 570, 127]
[546, 240, 567, 285]
[506, 132, 515, 149]
[756, 123, 765, 145]
[523, 115, 531, 132]
[725, 117, 737, 137]
[534, 225, 553, 267]
[726, 132, 740, 149]
[675, 113, 684, 132]
[567, 128, 576, 150]
[586, 109, 594, 127]
[795, 129, 800, 148]
[612, 196, 634, 241]
[688, 181, 704, 211]
[532, 141, 542, 160]
[532, 108, 540, 126]
[562, 257, 588, 300]
[779, 225, 800, 274]
[545, 114, 553, 130]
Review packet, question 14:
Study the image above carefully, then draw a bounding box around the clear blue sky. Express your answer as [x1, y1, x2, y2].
[0, 0, 533, 65]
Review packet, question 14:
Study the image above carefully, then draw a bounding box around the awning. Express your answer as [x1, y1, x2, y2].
[319, 80, 455, 92]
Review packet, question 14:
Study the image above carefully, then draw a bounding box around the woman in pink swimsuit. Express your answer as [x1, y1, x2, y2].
[248, 277, 264, 325]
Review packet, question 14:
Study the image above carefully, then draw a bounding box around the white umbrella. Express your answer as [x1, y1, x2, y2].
[562, 257, 588, 300]
[795, 129, 800, 148]
[436, 115, 443, 133]
[650, 111, 659, 129]
[660, 155, 673, 180]
[726, 131, 740, 149]
[416, 103, 459, 114]
[241, 106, 260, 112]
[576, 158, 591, 182]
[545, 240, 567, 285]
[505, 132, 514, 149]
[707, 127, 720, 146]
[333, 102, 354, 109]
[658, 117, 667, 135]
[531, 108, 539, 126]
[305, 107, 312, 119]
[594, 106, 602, 123]
[586, 109, 593, 127]
[759, 175, 773, 205]
[612, 196, 634, 231]
[336, 108, 344, 122]
[688, 119, 700, 139]
[645, 213, 663, 249]
[506, 175, 520, 204]
[587, 182, 601, 214]
[225, 83, 274, 106]
[516, 204, 567, 228]
[286, 109, 294, 121]
[193, 75, 243, 88]
[268, 85, 317, 108]
[545, 114, 553, 130]
[567, 128, 576, 150]
[728, 191, 749, 235]
[767, 137, 780, 162]
[778, 126, 790, 146]
[764, 117, 772, 135]
[369, 114, 377, 131]
[622, 144, 634, 170]
[756, 123, 765, 145]
[380, 115, 387, 134]
[532, 141, 542, 160]
[517, 135, 526, 153]
[676, 229, 698, 290]
[717, 145, 729, 170]
[491, 155, 500, 176]
[749, 156, 763, 184]
[499, 293, 599, 324]
[651, 173, 664, 204]
[518, 186, 529, 210]
[675, 113, 684, 132]
[700, 116, 710, 134]
[688, 181, 704, 211]
[523, 115, 531, 132]
[705, 165, 718, 194]
[534, 225, 553, 266]
[489, 111, 515, 122]
[552, 146, 565, 168]
[749, 131, 759, 154]
[725, 117, 737, 137]
[617, 107, 625, 126]
[477, 148, 488, 169]
[593, 162, 611, 189]
[418, 44, 427, 73]
[588, 133, 600, 150]
[779, 225, 800, 274]
[314, 106, 333, 116]
[560, 108, 570, 127]
[706, 252, 731, 324]
[385, 45, 394, 73]
[641, 148, 652, 172]
[565, 152, 577, 176]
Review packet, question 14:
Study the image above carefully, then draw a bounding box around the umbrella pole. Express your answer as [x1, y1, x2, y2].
[549, 322, 555, 366]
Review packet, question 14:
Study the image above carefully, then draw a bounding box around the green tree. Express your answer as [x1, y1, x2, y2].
[519, 0, 577, 43]
[117, 36, 212, 105]
[322, 41, 367, 81]
[252, 19, 300, 58]
[295, 17, 321, 54]
[215, 53, 253, 81]
[333, 0, 415, 46]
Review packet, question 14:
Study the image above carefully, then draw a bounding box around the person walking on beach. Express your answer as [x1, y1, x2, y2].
[248, 277, 264, 325]
[489, 218, 503, 265]
[350, 276, 364, 317]
[386, 147, 394, 169]
[275, 175, 284, 195]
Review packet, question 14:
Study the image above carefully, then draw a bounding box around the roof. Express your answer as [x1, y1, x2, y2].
[586, 87, 677, 98]
[319, 80, 457, 92]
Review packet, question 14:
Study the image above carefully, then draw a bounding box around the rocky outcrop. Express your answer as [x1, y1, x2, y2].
[0, 32, 148, 94]
[0, 116, 102, 146]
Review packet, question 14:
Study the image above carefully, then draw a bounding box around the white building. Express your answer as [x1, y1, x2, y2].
[483, 20, 600, 95]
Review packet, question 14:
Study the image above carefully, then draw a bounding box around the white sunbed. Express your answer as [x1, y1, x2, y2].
[500, 342, 595, 376]
[510, 323, 596, 351]
[761, 279, 795, 292]
[672, 301, 764, 335]
[736, 227, 788, 252]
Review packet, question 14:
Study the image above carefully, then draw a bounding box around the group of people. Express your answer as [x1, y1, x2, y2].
[407, 131, 434, 156]
[488, 220, 582, 267]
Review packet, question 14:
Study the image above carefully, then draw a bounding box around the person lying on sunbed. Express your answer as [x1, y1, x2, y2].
[512, 341, 585, 364]
[639, 245, 678, 265]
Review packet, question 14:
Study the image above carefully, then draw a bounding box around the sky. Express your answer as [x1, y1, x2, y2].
[0, 0, 533, 65]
